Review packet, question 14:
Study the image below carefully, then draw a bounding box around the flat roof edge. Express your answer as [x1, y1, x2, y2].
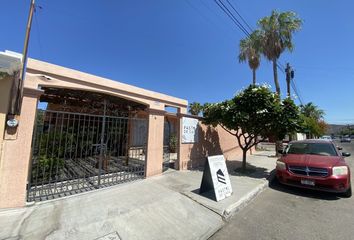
[26, 58, 188, 107]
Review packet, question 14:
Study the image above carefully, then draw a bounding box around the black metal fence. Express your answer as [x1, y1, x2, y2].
[27, 110, 147, 202]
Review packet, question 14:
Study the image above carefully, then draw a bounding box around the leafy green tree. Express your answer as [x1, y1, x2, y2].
[203, 85, 301, 171]
[300, 102, 325, 120]
[189, 102, 203, 116]
[300, 102, 327, 138]
[340, 125, 354, 136]
[258, 10, 302, 94]
[239, 30, 262, 86]
[169, 134, 178, 153]
[273, 97, 302, 140]
[301, 117, 327, 138]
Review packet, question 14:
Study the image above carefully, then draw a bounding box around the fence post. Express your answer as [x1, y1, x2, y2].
[97, 99, 107, 187]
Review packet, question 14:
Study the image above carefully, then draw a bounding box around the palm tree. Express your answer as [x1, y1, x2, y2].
[300, 102, 326, 138]
[239, 31, 262, 86]
[258, 10, 302, 94]
[189, 102, 203, 116]
[300, 102, 325, 120]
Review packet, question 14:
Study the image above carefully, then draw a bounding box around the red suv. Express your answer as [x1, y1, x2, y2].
[276, 140, 352, 197]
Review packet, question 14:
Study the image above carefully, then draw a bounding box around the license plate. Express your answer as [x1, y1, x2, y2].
[301, 179, 315, 186]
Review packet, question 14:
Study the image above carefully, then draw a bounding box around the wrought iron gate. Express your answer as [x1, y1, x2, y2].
[27, 109, 147, 202]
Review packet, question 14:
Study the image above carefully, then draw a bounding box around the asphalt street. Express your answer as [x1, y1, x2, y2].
[210, 140, 354, 240]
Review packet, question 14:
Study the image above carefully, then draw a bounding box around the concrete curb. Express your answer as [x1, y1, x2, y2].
[222, 181, 267, 221]
[207, 170, 277, 239]
[222, 170, 276, 221]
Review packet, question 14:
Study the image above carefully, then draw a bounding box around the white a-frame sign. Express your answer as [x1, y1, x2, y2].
[199, 155, 233, 201]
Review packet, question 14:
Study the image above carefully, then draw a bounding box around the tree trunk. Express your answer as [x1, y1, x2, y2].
[252, 69, 256, 86]
[242, 149, 247, 172]
[272, 59, 282, 156]
[289, 133, 293, 142]
[272, 59, 280, 95]
[275, 140, 283, 157]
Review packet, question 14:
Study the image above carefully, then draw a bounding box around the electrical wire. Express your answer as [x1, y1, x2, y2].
[278, 61, 304, 104]
[291, 77, 304, 105]
[184, 0, 213, 25]
[199, 0, 306, 105]
[225, 0, 253, 32]
[184, 0, 237, 41]
[218, 1, 306, 106]
[214, 0, 251, 37]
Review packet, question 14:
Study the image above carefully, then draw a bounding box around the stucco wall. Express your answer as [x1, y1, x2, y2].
[0, 91, 39, 208]
[0, 57, 189, 208]
[145, 112, 165, 177]
[180, 121, 243, 170]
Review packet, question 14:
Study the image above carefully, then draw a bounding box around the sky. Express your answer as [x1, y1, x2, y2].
[1, 0, 354, 124]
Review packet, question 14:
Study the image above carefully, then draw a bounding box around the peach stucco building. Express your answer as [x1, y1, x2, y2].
[0, 51, 243, 209]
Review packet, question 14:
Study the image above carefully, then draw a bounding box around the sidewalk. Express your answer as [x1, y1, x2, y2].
[0, 151, 277, 240]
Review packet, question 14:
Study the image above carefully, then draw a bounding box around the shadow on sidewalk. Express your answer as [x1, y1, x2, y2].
[188, 161, 271, 180]
[227, 161, 271, 180]
[250, 152, 276, 157]
[190, 188, 217, 201]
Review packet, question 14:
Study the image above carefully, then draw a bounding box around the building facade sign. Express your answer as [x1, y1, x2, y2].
[182, 117, 199, 143]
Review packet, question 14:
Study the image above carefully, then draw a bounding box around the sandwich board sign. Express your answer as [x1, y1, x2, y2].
[199, 155, 232, 202]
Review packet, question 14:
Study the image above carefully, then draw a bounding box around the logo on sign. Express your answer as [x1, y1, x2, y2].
[216, 169, 226, 184]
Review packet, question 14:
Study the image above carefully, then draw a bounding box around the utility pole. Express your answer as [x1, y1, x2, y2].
[13, 0, 36, 117]
[285, 63, 294, 97]
[285, 63, 295, 142]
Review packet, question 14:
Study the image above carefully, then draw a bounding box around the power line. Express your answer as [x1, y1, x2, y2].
[226, 2, 306, 105]
[290, 77, 303, 105]
[213, 0, 305, 104]
[225, 0, 253, 32]
[183, 0, 237, 42]
[277, 62, 285, 71]
[279, 61, 304, 104]
[291, 77, 304, 105]
[215, 0, 288, 78]
[214, 0, 251, 37]
[224, 0, 303, 102]
[277, 63, 285, 73]
[278, 62, 304, 105]
[184, 0, 212, 24]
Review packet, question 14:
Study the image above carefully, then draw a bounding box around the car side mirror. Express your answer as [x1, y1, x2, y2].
[278, 149, 284, 154]
[342, 152, 351, 157]
[337, 146, 343, 150]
